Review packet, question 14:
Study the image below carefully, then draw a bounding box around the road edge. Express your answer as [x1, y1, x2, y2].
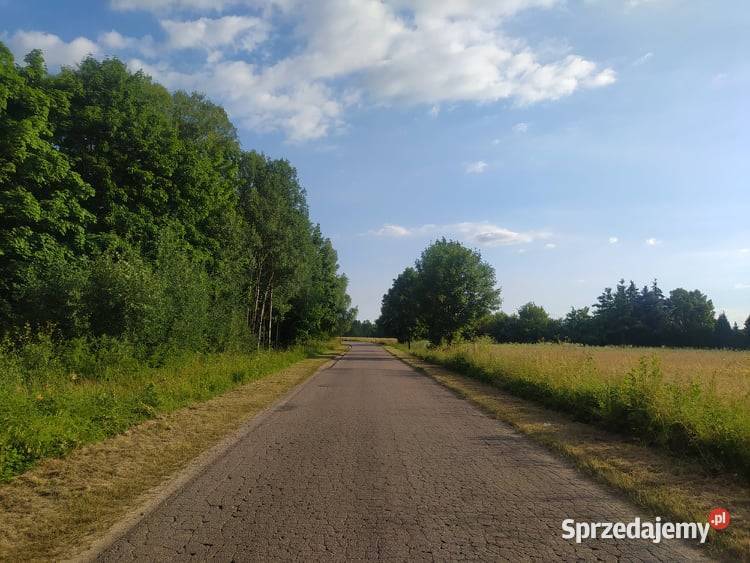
[72, 347, 348, 563]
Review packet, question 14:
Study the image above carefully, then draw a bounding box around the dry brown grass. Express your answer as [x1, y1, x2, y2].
[451, 342, 750, 399]
[386, 345, 750, 562]
[0, 349, 342, 562]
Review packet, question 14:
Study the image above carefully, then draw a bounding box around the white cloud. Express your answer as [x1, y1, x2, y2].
[545, 243, 556, 248]
[13, 0, 617, 141]
[608, 236, 619, 244]
[99, 30, 159, 58]
[734, 283, 750, 290]
[369, 224, 414, 237]
[6, 30, 99, 67]
[465, 161, 488, 174]
[632, 52, 653, 66]
[428, 105, 440, 117]
[452, 222, 539, 246]
[740, 248, 750, 254]
[645, 237, 660, 246]
[492, 138, 501, 145]
[136, 0, 614, 140]
[512, 122, 529, 133]
[367, 220, 548, 247]
[161, 15, 268, 53]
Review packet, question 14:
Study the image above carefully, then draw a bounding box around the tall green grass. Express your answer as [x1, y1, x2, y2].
[404, 339, 750, 480]
[0, 333, 329, 482]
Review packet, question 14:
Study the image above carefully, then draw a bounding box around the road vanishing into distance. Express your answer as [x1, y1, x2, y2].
[99, 342, 706, 561]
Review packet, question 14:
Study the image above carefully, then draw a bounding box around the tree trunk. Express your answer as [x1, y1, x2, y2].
[257, 285, 269, 351]
[268, 287, 273, 350]
[251, 264, 263, 328]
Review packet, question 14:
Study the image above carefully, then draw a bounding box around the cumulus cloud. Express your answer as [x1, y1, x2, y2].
[608, 236, 619, 244]
[13, 0, 617, 140]
[367, 221, 549, 247]
[734, 283, 750, 290]
[512, 122, 529, 133]
[465, 161, 489, 174]
[99, 30, 159, 57]
[6, 30, 99, 67]
[545, 243, 556, 248]
[161, 15, 268, 53]
[134, 0, 615, 140]
[645, 237, 660, 246]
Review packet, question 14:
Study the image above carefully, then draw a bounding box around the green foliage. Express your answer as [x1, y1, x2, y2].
[344, 319, 380, 338]
[713, 312, 734, 349]
[0, 44, 354, 480]
[378, 267, 422, 344]
[379, 239, 500, 344]
[480, 278, 744, 350]
[237, 152, 354, 347]
[0, 44, 351, 352]
[0, 333, 329, 481]
[666, 288, 716, 347]
[54, 57, 181, 249]
[0, 47, 93, 328]
[416, 239, 501, 343]
[281, 226, 354, 342]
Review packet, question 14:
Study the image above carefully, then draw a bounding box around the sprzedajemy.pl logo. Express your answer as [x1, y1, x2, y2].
[562, 508, 730, 545]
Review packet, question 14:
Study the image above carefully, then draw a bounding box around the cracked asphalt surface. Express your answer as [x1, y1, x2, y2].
[98, 342, 708, 561]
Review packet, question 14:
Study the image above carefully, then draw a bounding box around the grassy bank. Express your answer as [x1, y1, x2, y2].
[403, 339, 750, 479]
[0, 347, 342, 561]
[0, 334, 330, 482]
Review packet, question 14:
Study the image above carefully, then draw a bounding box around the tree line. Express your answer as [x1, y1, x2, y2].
[0, 44, 355, 357]
[366, 239, 750, 350]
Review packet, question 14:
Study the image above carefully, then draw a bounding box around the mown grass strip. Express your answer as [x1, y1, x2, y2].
[386, 345, 750, 561]
[0, 343, 343, 561]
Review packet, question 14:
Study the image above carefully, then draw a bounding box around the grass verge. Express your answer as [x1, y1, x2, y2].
[386, 345, 750, 561]
[0, 335, 331, 482]
[0, 342, 343, 561]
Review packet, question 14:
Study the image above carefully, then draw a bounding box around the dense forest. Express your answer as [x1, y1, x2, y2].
[369, 239, 750, 349]
[0, 44, 355, 357]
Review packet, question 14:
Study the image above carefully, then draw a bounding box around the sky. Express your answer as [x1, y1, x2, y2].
[2, 0, 749, 323]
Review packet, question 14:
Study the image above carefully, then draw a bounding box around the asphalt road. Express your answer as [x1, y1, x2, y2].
[98, 342, 707, 561]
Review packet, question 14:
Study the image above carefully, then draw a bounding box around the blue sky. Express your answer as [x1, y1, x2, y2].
[3, 0, 749, 323]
